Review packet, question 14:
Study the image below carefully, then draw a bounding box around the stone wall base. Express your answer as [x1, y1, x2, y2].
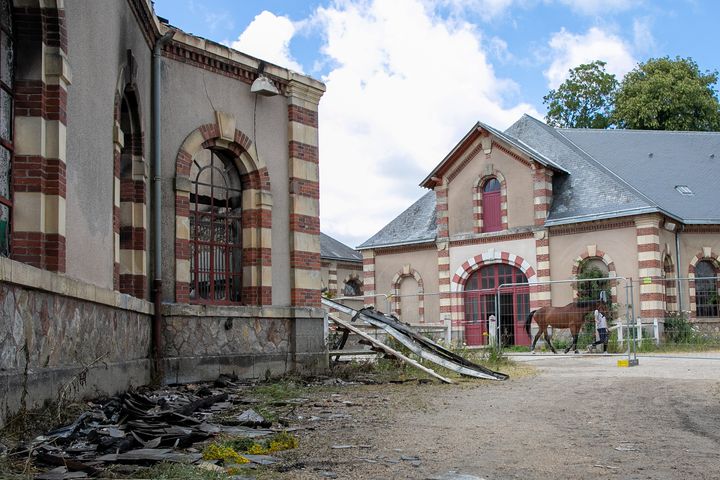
[1, 359, 152, 427]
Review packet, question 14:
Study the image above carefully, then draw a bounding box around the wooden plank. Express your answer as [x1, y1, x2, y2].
[327, 314, 453, 384]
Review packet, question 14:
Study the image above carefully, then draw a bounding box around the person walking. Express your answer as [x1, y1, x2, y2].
[588, 307, 608, 353]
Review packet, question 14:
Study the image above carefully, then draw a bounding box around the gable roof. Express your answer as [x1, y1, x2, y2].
[360, 115, 720, 250]
[420, 121, 568, 189]
[357, 190, 437, 250]
[321, 232, 362, 263]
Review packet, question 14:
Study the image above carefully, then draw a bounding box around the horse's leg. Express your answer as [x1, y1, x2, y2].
[530, 327, 544, 353]
[566, 325, 580, 354]
[544, 329, 557, 354]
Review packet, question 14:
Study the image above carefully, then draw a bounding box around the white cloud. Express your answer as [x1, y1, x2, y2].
[544, 27, 636, 89]
[313, 0, 540, 247]
[632, 17, 656, 54]
[230, 11, 303, 72]
[554, 0, 644, 16]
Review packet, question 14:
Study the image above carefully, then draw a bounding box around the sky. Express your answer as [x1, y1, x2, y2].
[152, 0, 720, 249]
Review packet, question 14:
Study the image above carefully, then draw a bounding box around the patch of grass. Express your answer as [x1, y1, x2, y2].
[133, 462, 232, 479]
[0, 457, 33, 480]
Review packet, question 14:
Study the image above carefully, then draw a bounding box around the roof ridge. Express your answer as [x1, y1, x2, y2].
[559, 127, 720, 135]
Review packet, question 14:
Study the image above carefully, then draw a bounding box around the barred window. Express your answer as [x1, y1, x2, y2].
[189, 149, 242, 304]
[0, 0, 13, 256]
[695, 261, 719, 318]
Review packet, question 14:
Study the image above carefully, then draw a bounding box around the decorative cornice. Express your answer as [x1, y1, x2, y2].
[374, 242, 437, 255]
[125, 0, 160, 48]
[549, 219, 635, 237]
[683, 225, 720, 233]
[450, 230, 534, 247]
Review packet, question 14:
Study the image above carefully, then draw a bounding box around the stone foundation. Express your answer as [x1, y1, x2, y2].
[162, 304, 328, 384]
[0, 258, 153, 426]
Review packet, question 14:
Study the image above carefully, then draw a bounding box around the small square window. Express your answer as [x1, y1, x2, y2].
[675, 185, 694, 196]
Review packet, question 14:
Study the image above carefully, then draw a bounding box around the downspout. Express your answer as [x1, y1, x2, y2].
[674, 226, 684, 314]
[151, 30, 175, 382]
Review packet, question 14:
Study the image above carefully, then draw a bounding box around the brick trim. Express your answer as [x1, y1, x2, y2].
[549, 220, 635, 236]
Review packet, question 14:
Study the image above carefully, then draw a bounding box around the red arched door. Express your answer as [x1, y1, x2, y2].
[482, 178, 501, 232]
[464, 263, 530, 346]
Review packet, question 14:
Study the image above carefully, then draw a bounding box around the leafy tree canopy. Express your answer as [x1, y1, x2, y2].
[543, 61, 618, 129]
[613, 56, 720, 131]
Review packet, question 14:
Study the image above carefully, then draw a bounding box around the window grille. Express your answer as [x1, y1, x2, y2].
[189, 150, 242, 304]
[695, 261, 719, 317]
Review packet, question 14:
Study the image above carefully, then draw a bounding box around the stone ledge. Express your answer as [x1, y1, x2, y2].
[0, 256, 153, 315]
[162, 302, 324, 318]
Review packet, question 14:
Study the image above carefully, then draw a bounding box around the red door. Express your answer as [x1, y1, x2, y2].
[482, 178, 501, 232]
[464, 264, 531, 346]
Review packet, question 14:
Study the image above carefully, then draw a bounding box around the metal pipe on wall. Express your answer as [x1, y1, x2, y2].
[151, 29, 175, 382]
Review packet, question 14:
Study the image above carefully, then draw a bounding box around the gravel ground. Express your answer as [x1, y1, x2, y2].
[277, 353, 720, 480]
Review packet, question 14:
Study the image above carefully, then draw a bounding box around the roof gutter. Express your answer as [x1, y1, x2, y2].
[356, 238, 437, 251]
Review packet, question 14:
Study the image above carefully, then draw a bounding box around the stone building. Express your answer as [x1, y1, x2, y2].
[359, 115, 720, 344]
[320, 232, 363, 299]
[1, 0, 326, 423]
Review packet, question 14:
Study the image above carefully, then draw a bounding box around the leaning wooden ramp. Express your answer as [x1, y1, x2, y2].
[322, 298, 508, 381]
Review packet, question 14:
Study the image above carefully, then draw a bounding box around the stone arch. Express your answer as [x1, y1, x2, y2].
[571, 245, 618, 303]
[391, 265, 425, 323]
[688, 248, 720, 317]
[174, 113, 272, 305]
[473, 169, 507, 233]
[450, 249, 536, 325]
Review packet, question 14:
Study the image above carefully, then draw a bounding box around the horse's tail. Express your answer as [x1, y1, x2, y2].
[525, 310, 536, 336]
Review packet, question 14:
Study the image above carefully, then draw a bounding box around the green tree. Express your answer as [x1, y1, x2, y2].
[543, 61, 618, 128]
[613, 56, 720, 131]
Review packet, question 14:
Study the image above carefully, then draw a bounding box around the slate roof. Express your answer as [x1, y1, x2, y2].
[558, 128, 720, 224]
[359, 115, 720, 249]
[357, 190, 437, 250]
[320, 232, 362, 263]
[504, 116, 657, 225]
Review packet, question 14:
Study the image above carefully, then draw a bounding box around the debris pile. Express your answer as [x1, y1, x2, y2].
[6, 375, 293, 479]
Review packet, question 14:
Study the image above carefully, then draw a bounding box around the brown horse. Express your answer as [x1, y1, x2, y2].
[525, 300, 607, 354]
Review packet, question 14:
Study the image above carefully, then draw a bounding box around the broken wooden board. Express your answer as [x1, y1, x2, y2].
[328, 314, 453, 384]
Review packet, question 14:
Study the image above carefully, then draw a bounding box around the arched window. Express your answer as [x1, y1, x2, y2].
[481, 177, 501, 233]
[577, 258, 610, 302]
[0, 2, 14, 256]
[118, 87, 146, 298]
[190, 149, 242, 304]
[343, 277, 362, 297]
[695, 261, 719, 317]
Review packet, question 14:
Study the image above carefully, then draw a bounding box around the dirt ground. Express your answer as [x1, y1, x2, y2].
[277, 353, 720, 480]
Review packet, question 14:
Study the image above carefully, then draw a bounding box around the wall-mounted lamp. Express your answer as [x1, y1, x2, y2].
[250, 61, 279, 97]
[664, 221, 676, 232]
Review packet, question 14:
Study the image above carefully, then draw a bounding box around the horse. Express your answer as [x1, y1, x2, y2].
[525, 299, 607, 354]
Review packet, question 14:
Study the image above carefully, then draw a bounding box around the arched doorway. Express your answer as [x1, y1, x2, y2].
[464, 264, 530, 346]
